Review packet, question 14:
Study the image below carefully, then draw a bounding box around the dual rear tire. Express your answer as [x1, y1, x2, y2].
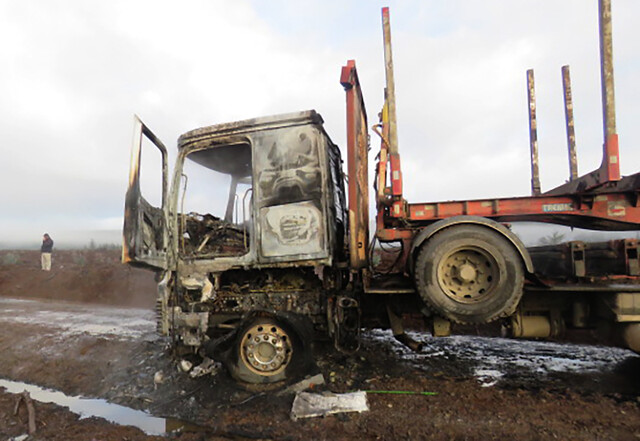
[414, 225, 524, 324]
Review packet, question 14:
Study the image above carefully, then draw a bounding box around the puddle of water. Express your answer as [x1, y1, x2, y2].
[0, 378, 165, 435]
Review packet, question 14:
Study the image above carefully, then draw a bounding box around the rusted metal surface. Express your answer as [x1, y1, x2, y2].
[549, 0, 621, 194]
[527, 69, 541, 196]
[562, 65, 579, 181]
[599, 0, 620, 182]
[381, 7, 403, 199]
[341, 60, 369, 269]
[405, 183, 640, 230]
[377, 4, 640, 234]
[372, 123, 389, 204]
[381, 7, 398, 157]
[374, 7, 408, 242]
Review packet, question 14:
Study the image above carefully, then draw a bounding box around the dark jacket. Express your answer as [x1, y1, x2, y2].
[41, 237, 54, 253]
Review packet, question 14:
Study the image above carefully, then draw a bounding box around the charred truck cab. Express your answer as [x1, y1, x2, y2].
[124, 111, 351, 383]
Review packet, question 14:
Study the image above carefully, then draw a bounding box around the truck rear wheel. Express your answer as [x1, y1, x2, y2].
[227, 316, 310, 385]
[415, 225, 524, 324]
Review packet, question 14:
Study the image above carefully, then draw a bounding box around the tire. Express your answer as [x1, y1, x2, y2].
[414, 225, 524, 324]
[226, 317, 310, 385]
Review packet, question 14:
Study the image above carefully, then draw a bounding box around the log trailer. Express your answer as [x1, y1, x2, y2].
[123, 1, 640, 384]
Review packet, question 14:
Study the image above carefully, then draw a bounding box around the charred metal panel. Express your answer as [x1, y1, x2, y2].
[327, 138, 348, 260]
[170, 267, 328, 334]
[174, 111, 334, 266]
[187, 143, 252, 176]
[178, 111, 324, 149]
[260, 201, 324, 258]
[341, 60, 369, 269]
[172, 308, 209, 346]
[122, 116, 169, 270]
[256, 126, 322, 207]
[181, 213, 248, 257]
[253, 124, 331, 263]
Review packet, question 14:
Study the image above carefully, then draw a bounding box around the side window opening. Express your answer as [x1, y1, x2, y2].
[178, 142, 253, 258]
[138, 135, 164, 208]
[135, 130, 166, 258]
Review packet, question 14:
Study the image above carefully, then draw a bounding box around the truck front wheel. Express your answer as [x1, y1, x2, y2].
[415, 225, 524, 324]
[227, 316, 311, 385]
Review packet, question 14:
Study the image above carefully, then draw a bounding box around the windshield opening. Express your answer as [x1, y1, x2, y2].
[178, 143, 252, 258]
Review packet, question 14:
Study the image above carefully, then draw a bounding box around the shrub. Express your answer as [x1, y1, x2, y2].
[1, 253, 18, 265]
[72, 252, 87, 267]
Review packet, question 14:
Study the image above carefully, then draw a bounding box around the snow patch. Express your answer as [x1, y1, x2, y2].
[363, 328, 639, 387]
[0, 298, 155, 340]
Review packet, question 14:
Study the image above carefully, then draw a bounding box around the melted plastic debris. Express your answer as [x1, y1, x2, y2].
[291, 391, 369, 420]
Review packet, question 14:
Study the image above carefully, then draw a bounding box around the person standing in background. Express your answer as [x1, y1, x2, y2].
[41, 233, 54, 271]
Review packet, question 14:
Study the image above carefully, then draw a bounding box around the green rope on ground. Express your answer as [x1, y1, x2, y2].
[365, 390, 438, 396]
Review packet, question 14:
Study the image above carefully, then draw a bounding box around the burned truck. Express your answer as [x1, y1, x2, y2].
[124, 2, 640, 385]
[124, 111, 357, 383]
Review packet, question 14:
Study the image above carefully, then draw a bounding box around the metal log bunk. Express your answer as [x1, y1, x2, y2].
[373, 0, 639, 242]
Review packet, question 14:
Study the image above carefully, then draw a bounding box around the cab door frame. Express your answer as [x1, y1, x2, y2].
[122, 115, 170, 270]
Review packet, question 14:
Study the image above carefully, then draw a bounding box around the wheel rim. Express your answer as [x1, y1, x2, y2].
[239, 321, 293, 376]
[436, 245, 500, 304]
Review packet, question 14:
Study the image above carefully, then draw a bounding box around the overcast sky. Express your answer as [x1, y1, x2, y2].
[1, 0, 639, 248]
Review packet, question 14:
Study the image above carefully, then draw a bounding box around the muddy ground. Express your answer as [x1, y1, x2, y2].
[1, 249, 640, 440]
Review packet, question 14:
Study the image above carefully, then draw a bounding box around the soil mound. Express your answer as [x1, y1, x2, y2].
[0, 249, 156, 308]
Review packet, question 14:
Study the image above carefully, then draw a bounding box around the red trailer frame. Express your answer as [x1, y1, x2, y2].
[354, 1, 640, 247]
